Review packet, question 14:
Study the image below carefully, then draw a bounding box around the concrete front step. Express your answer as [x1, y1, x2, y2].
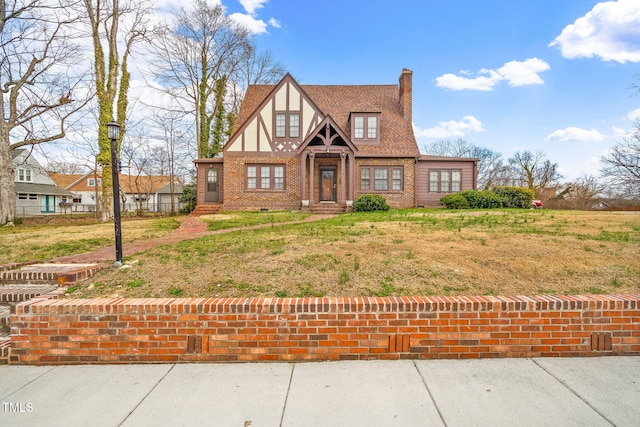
[0, 263, 103, 286]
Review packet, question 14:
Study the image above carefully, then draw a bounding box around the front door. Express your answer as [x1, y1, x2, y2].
[41, 195, 56, 213]
[319, 167, 337, 202]
[205, 167, 220, 202]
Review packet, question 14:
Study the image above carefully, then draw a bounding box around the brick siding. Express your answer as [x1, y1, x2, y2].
[10, 295, 639, 364]
[354, 158, 416, 208]
[223, 156, 301, 210]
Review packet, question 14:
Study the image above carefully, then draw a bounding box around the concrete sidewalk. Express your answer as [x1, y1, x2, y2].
[1, 357, 638, 426]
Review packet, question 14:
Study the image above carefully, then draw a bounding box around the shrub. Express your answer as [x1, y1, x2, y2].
[179, 183, 196, 213]
[460, 190, 503, 208]
[492, 186, 534, 208]
[440, 193, 470, 209]
[353, 194, 390, 212]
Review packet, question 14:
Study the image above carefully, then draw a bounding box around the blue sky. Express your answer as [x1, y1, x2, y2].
[222, 0, 640, 181]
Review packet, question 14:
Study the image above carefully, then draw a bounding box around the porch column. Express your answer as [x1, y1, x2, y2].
[300, 152, 307, 202]
[308, 152, 315, 205]
[340, 151, 346, 204]
[348, 152, 355, 201]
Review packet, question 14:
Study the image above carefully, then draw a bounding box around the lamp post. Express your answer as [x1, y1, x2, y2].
[107, 121, 123, 265]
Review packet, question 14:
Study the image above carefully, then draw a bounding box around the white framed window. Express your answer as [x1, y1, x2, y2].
[17, 168, 32, 182]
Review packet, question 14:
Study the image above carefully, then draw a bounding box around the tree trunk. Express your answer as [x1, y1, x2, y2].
[0, 129, 16, 224]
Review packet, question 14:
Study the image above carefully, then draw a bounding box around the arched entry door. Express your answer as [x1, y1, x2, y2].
[205, 167, 220, 202]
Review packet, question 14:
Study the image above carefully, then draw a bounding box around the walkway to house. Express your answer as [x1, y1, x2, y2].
[51, 213, 335, 264]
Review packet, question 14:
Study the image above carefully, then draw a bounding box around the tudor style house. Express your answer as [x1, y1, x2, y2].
[194, 69, 477, 214]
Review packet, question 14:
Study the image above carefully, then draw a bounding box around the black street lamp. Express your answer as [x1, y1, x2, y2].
[107, 121, 123, 265]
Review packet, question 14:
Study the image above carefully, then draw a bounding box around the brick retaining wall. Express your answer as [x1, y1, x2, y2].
[10, 295, 640, 364]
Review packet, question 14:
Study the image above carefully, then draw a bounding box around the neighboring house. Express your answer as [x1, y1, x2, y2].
[194, 69, 477, 214]
[11, 149, 73, 217]
[50, 171, 183, 213]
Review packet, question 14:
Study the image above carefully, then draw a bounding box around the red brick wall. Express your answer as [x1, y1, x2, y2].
[354, 158, 416, 208]
[223, 156, 301, 210]
[10, 295, 639, 364]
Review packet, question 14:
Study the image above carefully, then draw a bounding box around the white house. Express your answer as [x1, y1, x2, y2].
[12, 149, 72, 217]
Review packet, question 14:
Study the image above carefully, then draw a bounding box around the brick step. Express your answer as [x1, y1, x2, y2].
[0, 284, 60, 303]
[0, 334, 11, 365]
[310, 204, 347, 214]
[0, 263, 102, 286]
[192, 204, 223, 216]
[0, 305, 9, 334]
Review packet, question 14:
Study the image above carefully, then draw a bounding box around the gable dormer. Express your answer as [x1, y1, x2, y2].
[224, 74, 324, 155]
[349, 112, 381, 144]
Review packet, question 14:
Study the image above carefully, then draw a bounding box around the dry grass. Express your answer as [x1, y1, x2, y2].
[66, 209, 640, 299]
[0, 217, 180, 263]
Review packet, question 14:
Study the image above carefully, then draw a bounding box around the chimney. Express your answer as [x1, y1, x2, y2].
[399, 68, 413, 121]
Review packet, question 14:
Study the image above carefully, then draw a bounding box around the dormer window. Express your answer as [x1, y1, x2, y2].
[275, 112, 300, 139]
[17, 168, 32, 182]
[351, 113, 380, 143]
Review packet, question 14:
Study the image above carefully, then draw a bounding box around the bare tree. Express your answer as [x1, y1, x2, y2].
[566, 175, 605, 209]
[44, 160, 87, 174]
[601, 120, 640, 200]
[0, 0, 92, 224]
[423, 138, 509, 189]
[83, 0, 152, 221]
[154, 0, 264, 157]
[508, 150, 562, 194]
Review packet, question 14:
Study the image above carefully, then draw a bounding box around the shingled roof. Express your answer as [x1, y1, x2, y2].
[232, 78, 419, 158]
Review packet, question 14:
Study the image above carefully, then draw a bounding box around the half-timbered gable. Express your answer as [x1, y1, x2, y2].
[224, 74, 324, 155]
[193, 68, 478, 214]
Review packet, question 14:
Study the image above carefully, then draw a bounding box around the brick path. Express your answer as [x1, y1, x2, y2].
[51, 214, 335, 264]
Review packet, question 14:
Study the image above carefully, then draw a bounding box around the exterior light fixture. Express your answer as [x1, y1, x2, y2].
[107, 121, 123, 265]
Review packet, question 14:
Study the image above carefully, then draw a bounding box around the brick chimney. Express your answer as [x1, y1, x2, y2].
[399, 68, 413, 121]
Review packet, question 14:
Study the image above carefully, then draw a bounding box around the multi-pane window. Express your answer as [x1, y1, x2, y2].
[354, 117, 364, 139]
[88, 178, 95, 187]
[352, 114, 380, 141]
[246, 165, 285, 190]
[429, 170, 462, 193]
[361, 168, 370, 190]
[367, 117, 377, 139]
[289, 114, 299, 138]
[275, 114, 286, 138]
[275, 113, 300, 138]
[360, 167, 403, 192]
[17, 168, 31, 182]
[18, 193, 37, 200]
[374, 168, 388, 191]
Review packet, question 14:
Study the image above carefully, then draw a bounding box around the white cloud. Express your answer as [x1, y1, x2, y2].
[612, 126, 628, 137]
[627, 108, 640, 120]
[413, 116, 485, 138]
[544, 127, 607, 142]
[268, 18, 281, 28]
[435, 58, 550, 91]
[229, 13, 268, 34]
[239, 0, 267, 16]
[550, 0, 640, 63]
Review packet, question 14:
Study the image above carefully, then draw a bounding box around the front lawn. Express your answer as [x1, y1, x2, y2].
[66, 209, 640, 298]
